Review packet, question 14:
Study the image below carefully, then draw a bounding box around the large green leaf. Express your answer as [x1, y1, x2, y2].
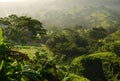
[0, 28, 3, 45]
[0, 60, 4, 70]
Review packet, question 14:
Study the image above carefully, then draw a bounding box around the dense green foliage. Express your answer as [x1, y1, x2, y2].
[71, 52, 120, 81]
[0, 14, 120, 81]
[0, 15, 46, 45]
[0, 28, 40, 81]
[46, 28, 88, 57]
[87, 27, 107, 40]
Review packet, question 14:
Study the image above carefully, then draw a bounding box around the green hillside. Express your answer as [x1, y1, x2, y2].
[0, 0, 120, 81]
[71, 52, 120, 81]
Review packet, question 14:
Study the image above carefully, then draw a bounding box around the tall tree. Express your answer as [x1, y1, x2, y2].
[88, 27, 107, 40]
[0, 14, 46, 44]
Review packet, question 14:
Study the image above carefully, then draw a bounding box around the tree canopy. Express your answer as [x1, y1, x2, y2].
[0, 14, 46, 44]
[88, 27, 107, 40]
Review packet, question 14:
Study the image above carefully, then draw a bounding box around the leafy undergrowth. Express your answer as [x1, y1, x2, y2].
[71, 52, 120, 81]
[12, 45, 53, 59]
[62, 73, 90, 81]
[11, 45, 120, 81]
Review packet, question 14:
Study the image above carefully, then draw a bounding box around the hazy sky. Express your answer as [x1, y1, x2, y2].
[0, 0, 119, 16]
[0, 0, 120, 28]
[0, 0, 55, 3]
[0, 0, 24, 2]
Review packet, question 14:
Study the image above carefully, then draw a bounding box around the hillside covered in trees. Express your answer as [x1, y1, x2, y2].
[0, 0, 120, 81]
[0, 14, 120, 81]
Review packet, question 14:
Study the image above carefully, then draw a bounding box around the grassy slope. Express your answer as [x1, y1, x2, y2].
[11, 45, 53, 59]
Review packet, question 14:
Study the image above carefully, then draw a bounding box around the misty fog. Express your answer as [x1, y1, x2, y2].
[0, 0, 120, 28]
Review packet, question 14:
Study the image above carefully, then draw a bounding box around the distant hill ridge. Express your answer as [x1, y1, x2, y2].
[0, 0, 120, 28]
